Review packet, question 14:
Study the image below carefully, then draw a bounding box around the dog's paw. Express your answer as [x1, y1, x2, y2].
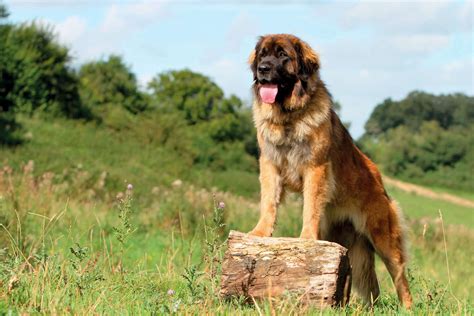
[248, 228, 272, 237]
[299, 229, 318, 240]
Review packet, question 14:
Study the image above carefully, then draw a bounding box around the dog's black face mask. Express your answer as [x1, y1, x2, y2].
[250, 34, 320, 106]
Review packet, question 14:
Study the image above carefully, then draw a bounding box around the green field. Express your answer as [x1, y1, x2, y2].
[387, 186, 474, 228]
[1, 118, 473, 314]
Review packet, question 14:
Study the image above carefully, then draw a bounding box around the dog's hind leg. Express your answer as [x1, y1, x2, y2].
[365, 198, 412, 308]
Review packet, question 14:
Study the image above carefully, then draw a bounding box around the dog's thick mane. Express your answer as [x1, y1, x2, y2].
[253, 76, 333, 142]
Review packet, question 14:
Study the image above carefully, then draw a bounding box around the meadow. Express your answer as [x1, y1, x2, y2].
[1, 118, 473, 314]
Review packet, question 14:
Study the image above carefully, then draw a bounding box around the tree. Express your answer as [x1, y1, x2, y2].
[0, 3, 9, 19]
[4, 22, 89, 118]
[0, 4, 19, 144]
[148, 69, 226, 124]
[0, 4, 14, 113]
[148, 69, 253, 143]
[364, 91, 474, 137]
[78, 55, 146, 115]
[360, 91, 473, 191]
[147, 69, 258, 168]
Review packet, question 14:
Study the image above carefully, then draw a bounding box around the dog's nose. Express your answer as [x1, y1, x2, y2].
[258, 64, 271, 73]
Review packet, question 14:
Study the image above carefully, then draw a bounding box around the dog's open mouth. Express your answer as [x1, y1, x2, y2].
[259, 84, 278, 104]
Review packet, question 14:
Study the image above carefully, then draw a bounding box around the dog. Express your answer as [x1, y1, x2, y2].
[247, 34, 412, 308]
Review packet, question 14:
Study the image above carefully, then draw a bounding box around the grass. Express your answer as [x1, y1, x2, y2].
[425, 185, 474, 201]
[1, 118, 473, 314]
[387, 185, 474, 228]
[1, 117, 259, 200]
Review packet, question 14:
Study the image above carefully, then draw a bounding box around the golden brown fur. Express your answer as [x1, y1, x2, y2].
[248, 34, 412, 308]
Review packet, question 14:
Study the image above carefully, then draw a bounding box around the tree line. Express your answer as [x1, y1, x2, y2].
[360, 91, 473, 191]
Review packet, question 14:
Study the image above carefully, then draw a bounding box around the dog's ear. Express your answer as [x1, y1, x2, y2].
[295, 39, 320, 81]
[248, 49, 257, 73]
[249, 36, 264, 76]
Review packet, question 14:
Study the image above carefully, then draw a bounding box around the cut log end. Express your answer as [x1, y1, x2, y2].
[220, 230, 351, 308]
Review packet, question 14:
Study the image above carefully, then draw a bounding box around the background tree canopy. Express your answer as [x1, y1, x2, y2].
[147, 69, 257, 169]
[78, 55, 146, 116]
[360, 91, 473, 191]
[364, 91, 473, 136]
[2, 22, 89, 119]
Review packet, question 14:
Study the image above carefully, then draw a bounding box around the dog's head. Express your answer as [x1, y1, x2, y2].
[249, 34, 320, 110]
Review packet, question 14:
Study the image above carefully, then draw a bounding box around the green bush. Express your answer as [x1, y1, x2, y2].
[361, 120, 473, 191]
[364, 91, 473, 136]
[3, 22, 89, 118]
[78, 55, 147, 116]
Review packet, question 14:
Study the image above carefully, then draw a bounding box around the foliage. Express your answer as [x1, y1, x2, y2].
[361, 91, 473, 191]
[78, 55, 147, 116]
[1, 4, 91, 144]
[0, 3, 9, 19]
[0, 6, 19, 144]
[147, 69, 258, 165]
[149, 69, 226, 124]
[364, 91, 473, 136]
[148, 69, 255, 142]
[2, 22, 89, 119]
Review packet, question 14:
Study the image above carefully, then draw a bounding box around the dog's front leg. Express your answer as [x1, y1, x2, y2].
[300, 163, 331, 240]
[248, 156, 283, 237]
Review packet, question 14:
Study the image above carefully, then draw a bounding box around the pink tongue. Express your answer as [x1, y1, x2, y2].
[259, 84, 278, 104]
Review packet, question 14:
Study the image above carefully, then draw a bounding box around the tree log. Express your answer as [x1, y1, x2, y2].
[220, 230, 351, 308]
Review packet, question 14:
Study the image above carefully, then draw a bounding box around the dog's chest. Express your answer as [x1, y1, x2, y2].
[260, 121, 314, 188]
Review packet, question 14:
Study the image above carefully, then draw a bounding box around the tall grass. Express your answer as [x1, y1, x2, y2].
[0, 163, 472, 314]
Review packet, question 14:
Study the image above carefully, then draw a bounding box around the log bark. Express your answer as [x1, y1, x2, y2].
[220, 230, 351, 308]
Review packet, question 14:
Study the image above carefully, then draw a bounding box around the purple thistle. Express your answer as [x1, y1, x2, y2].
[218, 201, 225, 209]
[167, 289, 175, 296]
[127, 183, 133, 191]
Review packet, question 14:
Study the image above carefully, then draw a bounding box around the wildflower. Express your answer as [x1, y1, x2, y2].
[218, 201, 225, 209]
[167, 289, 175, 296]
[127, 183, 133, 191]
[116, 192, 125, 200]
[172, 179, 183, 188]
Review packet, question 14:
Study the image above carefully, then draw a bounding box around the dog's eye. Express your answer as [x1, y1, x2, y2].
[279, 50, 288, 58]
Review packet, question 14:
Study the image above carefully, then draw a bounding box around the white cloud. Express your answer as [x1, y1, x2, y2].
[341, 1, 472, 35]
[100, 1, 168, 35]
[226, 13, 259, 51]
[311, 0, 472, 136]
[437, 58, 473, 89]
[35, 0, 170, 64]
[387, 34, 451, 54]
[55, 15, 87, 46]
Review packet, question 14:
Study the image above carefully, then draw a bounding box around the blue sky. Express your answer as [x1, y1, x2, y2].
[5, 0, 473, 137]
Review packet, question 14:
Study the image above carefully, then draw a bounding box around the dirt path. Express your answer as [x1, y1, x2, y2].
[383, 176, 474, 208]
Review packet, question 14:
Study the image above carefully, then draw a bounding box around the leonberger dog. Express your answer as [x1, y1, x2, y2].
[248, 34, 412, 308]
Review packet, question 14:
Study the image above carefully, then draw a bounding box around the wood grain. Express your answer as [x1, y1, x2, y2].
[220, 231, 351, 308]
